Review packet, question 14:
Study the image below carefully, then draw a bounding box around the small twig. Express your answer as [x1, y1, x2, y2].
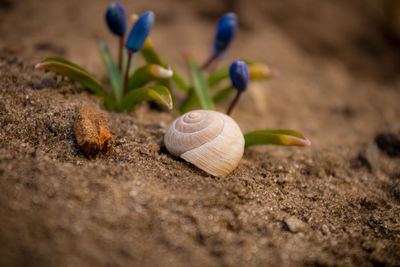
[226, 91, 242, 116]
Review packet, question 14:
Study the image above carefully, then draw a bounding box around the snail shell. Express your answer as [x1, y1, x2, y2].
[164, 110, 244, 177]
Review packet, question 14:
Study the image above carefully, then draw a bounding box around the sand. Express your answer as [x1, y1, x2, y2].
[0, 0, 399, 266]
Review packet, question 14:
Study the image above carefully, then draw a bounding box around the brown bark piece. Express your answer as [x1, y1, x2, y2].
[74, 105, 114, 159]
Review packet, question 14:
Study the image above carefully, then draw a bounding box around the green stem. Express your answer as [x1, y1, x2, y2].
[202, 52, 219, 71]
[123, 51, 133, 97]
[118, 36, 124, 72]
[226, 91, 242, 116]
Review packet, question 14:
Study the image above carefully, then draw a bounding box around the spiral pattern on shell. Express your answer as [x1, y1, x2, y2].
[164, 110, 244, 177]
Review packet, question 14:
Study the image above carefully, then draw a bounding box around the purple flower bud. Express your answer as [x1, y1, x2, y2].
[105, 2, 127, 37]
[125, 11, 154, 53]
[229, 60, 249, 92]
[213, 13, 238, 53]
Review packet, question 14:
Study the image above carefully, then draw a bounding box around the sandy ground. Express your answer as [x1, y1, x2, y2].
[0, 0, 400, 266]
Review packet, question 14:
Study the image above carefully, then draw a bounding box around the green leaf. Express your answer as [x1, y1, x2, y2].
[171, 68, 189, 92]
[141, 39, 189, 92]
[129, 54, 138, 75]
[36, 59, 115, 109]
[41, 57, 91, 74]
[179, 89, 196, 114]
[141, 39, 164, 65]
[141, 41, 171, 90]
[117, 85, 173, 112]
[208, 65, 229, 88]
[248, 62, 275, 80]
[128, 64, 173, 90]
[187, 55, 213, 110]
[213, 86, 234, 103]
[244, 129, 311, 148]
[98, 40, 123, 101]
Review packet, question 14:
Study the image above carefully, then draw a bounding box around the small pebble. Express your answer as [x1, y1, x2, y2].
[150, 143, 160, 153]
[375, 132, 400, 157]
[322, 224, 330, 235]
[364, 141, 379, 172]
[129, 189, 138, 197]
[284, 216, 306, 233]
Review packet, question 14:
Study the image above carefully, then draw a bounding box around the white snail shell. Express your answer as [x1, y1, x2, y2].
[164, 110, 244, 177]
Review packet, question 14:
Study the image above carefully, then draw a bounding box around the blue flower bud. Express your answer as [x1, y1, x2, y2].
[229, 60, 249, 92]
[105, 2, 127, 37]
[213, 13, 238, 53]
[125, 11, 154, 53]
